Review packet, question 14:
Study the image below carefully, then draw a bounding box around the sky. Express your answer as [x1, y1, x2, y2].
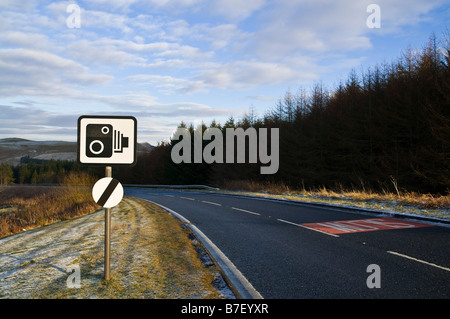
[0, 0, 448, 145]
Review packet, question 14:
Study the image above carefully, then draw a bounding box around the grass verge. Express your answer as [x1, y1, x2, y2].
[221, 180, 450, 220]
[0, 197, 232, 299]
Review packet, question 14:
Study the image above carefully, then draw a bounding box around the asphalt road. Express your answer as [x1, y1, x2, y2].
[125, 187, 450, 299]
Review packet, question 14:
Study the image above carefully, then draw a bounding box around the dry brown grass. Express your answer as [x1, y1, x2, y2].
[223, 179, 292, 194]
[0, 172, 99, 238]
[222, 179, 450, 210]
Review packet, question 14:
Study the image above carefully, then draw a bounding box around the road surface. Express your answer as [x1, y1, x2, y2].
[125, 187, 450, 299]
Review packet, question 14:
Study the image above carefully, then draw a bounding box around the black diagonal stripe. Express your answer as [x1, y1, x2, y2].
[97, 178, 120, 207]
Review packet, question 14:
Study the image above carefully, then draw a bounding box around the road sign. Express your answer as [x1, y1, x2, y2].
[92, 177, 124, 208]
[78, 115, 137, 165]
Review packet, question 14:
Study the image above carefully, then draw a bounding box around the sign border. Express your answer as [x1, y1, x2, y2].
[77, 115, 137, 166]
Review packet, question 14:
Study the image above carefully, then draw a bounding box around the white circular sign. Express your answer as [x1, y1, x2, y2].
[92, 177, 124, 208]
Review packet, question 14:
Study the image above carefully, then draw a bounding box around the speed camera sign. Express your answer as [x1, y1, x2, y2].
[78, 116, 137, 165]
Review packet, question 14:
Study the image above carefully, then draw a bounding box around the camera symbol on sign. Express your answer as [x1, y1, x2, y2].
[86, 124, 129, 158]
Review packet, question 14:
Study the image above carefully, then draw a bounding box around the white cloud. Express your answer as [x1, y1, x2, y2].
[146, 0, 204, 9]
[0, 31, 50, 50]
[126, 74, 205, 94]
[210, 0, 266, 21]
[190, 23, 250, 50]
[248, 1, 372, 59]
[82, 9, 134, 33]
[87, 0, 140, 11]
[0, 0, 35, 10]
[128, 58, 318, 93]
[245, 0, 446, 61]
[375, 0, 447, 29]
[64, 39, 148, 67]
[196, 59, 318, 90]
[0, 49, 113, 97]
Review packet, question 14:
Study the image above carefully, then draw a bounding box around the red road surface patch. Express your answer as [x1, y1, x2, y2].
[301, 218, 432, 235]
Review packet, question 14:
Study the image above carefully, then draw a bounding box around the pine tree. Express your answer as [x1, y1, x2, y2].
[0, 163, 14, 184]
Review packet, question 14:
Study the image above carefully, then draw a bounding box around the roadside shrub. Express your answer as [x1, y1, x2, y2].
[0, 172, 98, 238]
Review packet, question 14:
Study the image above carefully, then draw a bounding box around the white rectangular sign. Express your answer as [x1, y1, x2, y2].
[78, 115, 137, 165]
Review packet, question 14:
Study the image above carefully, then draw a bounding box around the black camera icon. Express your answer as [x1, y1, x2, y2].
[86, 124, 129, 158]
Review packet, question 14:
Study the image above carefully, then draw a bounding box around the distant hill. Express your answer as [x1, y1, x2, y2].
[137, 142, 155, 155]
[0, 138, 154, 165]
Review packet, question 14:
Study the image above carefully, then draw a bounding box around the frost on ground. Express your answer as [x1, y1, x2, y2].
[0, 197, 234, 299]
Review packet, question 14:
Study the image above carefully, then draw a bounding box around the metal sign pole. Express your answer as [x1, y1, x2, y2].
[104, 166, 112, 281]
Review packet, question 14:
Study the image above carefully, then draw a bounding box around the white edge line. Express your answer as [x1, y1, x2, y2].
[142, 199, 263, 299]
[201, 200, 222, 206]
[277, 219, 340, 238]
[387, 251, 450, 272]
[231, 207, 261, 216]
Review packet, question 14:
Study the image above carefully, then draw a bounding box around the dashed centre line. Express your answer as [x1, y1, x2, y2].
[231, 207, 261, 216]
[180, 196, 195, 201]
[201, 200, 222, 206]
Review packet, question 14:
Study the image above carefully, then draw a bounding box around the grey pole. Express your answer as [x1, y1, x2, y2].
[104, 166, 112, 280]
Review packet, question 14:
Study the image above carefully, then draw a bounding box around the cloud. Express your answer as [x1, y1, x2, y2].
[144, 0, 204, 11]
[64, 39, 148, 67]
[126, 74, 205, 94]
[0, 104, 79, 140]
[0, 49, 113, 97]
[246, 95, 276, 102]
[183, 22, 250, 50]
[0, 31, 50, 50]
[90, 91, 237, 118]
[128, 58, 318, 93]
[210, 0, 266, 21]
[87, 0, 140, 11]
[375, 0, 447, 30]
[195, 59, 318, 91]
[248, 1, 372, 59]
[0, 97, 239, 143]
[245, 0, 447, 61]
[63, 35, 214, 69]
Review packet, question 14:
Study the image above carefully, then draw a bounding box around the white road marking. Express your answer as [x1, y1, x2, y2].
[387, 251, 450, 272]
[231, 207, 261, 216]
[277, 219, 340, 237]
[202, 200, 222, 206]
[180, 196, 195, 201]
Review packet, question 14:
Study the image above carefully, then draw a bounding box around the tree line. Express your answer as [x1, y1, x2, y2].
[0, 158, 100, 185]
[116, 34, 449, 194]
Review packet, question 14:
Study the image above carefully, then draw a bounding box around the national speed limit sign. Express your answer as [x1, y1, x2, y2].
[92, 177, 124, 208]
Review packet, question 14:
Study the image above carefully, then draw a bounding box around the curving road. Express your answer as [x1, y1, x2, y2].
[125, 187, 450, 299]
